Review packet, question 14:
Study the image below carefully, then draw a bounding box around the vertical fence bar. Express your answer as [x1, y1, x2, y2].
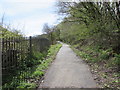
[20, 36, 22, 83]
[2, 38, 5, 85]
[29, 36, 32, 57]
[12, 37, 14, 69]
[12, 37, 16, 68]
[25, 37, 27, 82]
[16, 37, 19, 68]
[20, 37, 22, 83]
[29, 36, 32, 82]
[24, 37, 26, 82]
[1, 38, 4, 86]
[0, 30, 2, 87]
[5, 38, 7, 81]
[12, 37, 14, 86]
[11, 37, 13, 69]
[22, 37, 24, 82]
[26, 37, 29, 82]
[20, 37, 23, 82]
[18, 37, 20, 84]
[8, 37, 10, 72]
[16, 37, 19, 85]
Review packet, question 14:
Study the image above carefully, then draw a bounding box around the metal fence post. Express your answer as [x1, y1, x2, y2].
[29, 36, 32, 56]
[0, 37, 2, 87]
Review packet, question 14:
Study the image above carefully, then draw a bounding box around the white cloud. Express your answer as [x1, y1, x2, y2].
[4, 2, 55, 16]
[4, 0, 56, 3]
[0, 0, 59, 36]
[0, 0, 57, 16]
[11, 13, 59, 36]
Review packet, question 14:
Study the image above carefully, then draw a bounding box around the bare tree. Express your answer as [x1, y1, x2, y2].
[42, 23, 51, 34]
[0, 12, 5, 26]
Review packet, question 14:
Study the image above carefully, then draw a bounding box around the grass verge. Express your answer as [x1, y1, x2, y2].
[71, 45, 120, 89]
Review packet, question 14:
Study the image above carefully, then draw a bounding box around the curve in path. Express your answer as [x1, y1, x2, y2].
[39, 43, 97, 88]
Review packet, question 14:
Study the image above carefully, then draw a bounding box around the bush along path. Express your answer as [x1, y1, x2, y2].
[39, 43, 97, 88]
[2, 44, 62, 89]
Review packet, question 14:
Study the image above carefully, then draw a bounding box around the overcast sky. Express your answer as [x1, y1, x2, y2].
[0, 0, 61, 36]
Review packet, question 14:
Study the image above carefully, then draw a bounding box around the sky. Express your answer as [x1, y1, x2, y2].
[0, 0, 61, 36]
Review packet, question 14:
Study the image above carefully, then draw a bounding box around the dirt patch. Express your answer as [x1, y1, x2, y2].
[87, 61, 120, 89]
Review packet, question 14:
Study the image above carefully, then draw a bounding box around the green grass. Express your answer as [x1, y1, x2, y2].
[71, 44, 120, 89]
[16, 82, 36, 88]
[71, 45, 114, 63]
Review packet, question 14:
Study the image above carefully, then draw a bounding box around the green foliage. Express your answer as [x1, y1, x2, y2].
[55, 2, 120, 67]
[113, 54, 120, 66]
[0, 26, 22, 38]
[16, 82, 36, 88]
[72, 45, 117, 64]
[56, 2, 120, 52]
[33, 52, 45, 60]
[3, 82, 32, 89]
[47, 44, 62, 56]
[32, 71, 44, 78]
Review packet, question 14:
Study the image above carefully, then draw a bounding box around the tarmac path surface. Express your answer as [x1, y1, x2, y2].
[39, 43, 97, 88]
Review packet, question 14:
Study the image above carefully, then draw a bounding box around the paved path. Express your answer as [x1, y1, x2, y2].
[39, 43, 97, 88]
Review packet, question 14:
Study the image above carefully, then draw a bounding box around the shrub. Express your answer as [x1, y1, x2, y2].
[113, 54, 120, 66]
